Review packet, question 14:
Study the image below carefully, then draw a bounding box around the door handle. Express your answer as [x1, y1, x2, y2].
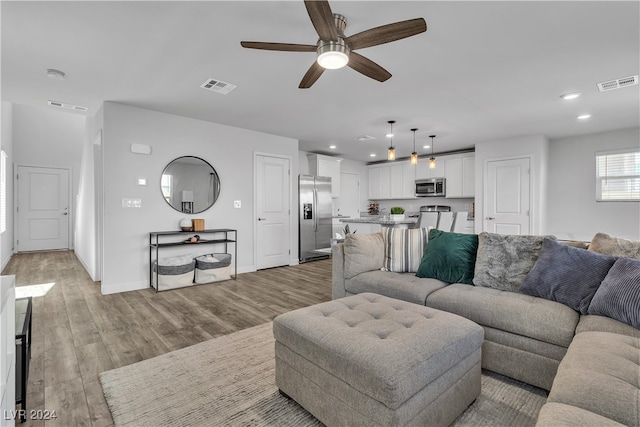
[62, 212, 68, 216]
[257, 217, 266, 221]
[486, 217, 495, 220]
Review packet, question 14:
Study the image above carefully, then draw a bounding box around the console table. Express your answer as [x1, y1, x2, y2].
[149, 229, 237, 291]
[15, 297, 32, 423]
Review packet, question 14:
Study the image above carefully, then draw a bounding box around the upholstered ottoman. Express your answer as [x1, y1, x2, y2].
[273, 293, 484, 427]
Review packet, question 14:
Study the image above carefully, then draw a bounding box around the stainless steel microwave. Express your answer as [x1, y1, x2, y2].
[415, 178, 446, 197]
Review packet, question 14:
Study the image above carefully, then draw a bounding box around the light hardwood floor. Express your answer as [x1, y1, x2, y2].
[2, 251, 332, 427]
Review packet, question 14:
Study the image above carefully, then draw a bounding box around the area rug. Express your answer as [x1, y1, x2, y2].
[100, 323, 547, 427]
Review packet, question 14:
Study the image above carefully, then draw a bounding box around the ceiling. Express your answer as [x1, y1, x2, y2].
[2, 1, 639, 163]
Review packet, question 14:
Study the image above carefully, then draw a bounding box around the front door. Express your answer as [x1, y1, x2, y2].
[17, 166, 70, 251]
[255, 154, 291, 269]
[485, 158, 531, 235]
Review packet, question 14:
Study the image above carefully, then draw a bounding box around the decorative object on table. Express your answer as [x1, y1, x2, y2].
[192, 218, 205, 231]
[188, 235, 200, 243]
[179, 218, 193, 232]
[367, 202, 379, 216]
[390, 206, 405, 221]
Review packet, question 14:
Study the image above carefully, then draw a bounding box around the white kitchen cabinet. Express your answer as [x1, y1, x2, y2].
[415, 157, 446, 180]
[445, 154, 475, 198]
[308, 154, 343, 198]
[369, 162, 415, 200]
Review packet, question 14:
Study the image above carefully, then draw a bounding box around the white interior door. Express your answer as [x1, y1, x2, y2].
[337, 172, 359, 217]
[485, 158, 530, 235]
[255, 154, 290, 269]
[17, 166, 70, 251]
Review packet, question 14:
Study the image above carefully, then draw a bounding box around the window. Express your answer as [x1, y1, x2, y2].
[596, 150, 640, 201]
[1, 150, 6, 233]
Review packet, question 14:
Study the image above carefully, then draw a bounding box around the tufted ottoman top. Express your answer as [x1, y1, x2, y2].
[273, 292, 484, 409]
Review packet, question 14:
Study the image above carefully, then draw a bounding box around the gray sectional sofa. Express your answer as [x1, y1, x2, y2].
[332, 231, 640, 426]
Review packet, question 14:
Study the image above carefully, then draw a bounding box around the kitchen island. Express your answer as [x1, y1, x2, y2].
[339, 216, 418, 233]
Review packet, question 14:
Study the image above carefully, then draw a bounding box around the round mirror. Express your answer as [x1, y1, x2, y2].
[160, 156, 220, 214]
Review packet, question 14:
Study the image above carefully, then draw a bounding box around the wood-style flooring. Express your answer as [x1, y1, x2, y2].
[2, 251, 332, 427]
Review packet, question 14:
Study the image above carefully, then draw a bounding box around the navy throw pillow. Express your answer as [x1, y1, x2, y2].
[588, 257, 640, 328]
[520, 238, 617, 314]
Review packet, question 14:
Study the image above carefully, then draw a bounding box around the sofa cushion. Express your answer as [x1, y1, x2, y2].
[536, 403, 626, 427]
[343, 232, 384, 279]
[546, 331, 640, 426]
[426, 284, 579, 348]
[520, 238, 617, 314]
[345, 271, 447, 305]
[416, 229, 478, 284]
[473, 232, 551, 292]
[588, 232, 640, 259]
[588, 257, 640, 328]
[576, 315, 640, 338]
[382, 227, 428, 273]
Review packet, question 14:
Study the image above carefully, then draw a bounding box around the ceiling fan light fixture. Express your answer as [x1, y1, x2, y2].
[317, 40, 350, 69]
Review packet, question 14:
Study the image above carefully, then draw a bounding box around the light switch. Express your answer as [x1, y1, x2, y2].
[122, 198, 142, 208]
[234, 200, 241, 209]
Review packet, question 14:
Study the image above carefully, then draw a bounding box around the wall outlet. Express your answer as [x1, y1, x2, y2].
[122, 198, 142, 208]
[234, 200, 241, 208]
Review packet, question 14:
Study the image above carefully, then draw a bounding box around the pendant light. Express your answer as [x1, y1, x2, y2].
[410, 128, 418, 165]
[387, 120, 396, 161]
[429, 135, 437, 169]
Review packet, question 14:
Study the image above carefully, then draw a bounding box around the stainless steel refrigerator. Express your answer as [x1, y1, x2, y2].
[299, 175, 332, 262]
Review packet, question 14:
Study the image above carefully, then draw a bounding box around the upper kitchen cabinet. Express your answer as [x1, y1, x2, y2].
[445, 154, 475, 198]
[415, 157, 446, 180]
[369, 162, 414, 200]
[308, 154, 343, 198]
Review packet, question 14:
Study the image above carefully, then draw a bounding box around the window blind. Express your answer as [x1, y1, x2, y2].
[596, 150, 640, 201]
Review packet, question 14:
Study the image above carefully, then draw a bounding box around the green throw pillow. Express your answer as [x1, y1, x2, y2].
[416, 229, 478, 284]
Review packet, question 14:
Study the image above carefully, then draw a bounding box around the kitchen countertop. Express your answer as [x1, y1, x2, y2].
[339, 217, 418, 226]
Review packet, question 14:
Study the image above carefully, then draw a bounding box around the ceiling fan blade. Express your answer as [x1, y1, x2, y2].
[304, 0, 338, 41]
[299, 61, 325, 89]
[240, 41, 316, 52]
[347, 51, 392, 82]
[346, 18, 427, 50]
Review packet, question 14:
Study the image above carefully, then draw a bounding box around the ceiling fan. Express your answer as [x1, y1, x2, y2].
[240, 0, 427, 89]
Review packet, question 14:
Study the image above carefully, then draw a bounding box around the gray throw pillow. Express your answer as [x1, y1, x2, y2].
[588, 257, 640, 328]
[343, 232, 384, 279]
[473, 232, 553, 292]
[520, 238, 617, 314]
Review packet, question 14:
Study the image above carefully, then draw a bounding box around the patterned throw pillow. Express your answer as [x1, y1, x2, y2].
[473, 232, 553, 292]
[382, 227, 429, 273]
[520, 238, 617, 314]
[589, 257, 640, 328]
[588, 232, 640, 259]
[416, 229, 478, 284]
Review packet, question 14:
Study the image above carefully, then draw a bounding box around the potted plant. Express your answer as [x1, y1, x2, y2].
[390, 206, 405, 221]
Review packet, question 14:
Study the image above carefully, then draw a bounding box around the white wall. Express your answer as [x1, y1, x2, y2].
[12, 104, 85, 250]
[1, 102, 14, 270]
[474, 134, 549, 235]
[100, 102, 298, 294]
[546, 127, 640, 241]
[74, 106, 104, 281]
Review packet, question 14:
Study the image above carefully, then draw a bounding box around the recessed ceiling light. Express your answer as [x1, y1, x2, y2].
[423, 145, 430, 149]
[46, 68, 66, 80]
[560, 92, 581, 100]
[329, 145, 336, 149]
[577, 114, 592, 120]
[370, 153, 376, 157]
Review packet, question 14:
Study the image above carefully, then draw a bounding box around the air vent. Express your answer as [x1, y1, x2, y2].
[354, 135, 376, 141]
[47, 100, 88, 112]
[597, 75, 638, 92]
[200, 78, 237, 95]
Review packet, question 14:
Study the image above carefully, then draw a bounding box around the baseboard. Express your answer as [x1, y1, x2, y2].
[101, 280, 148, 295]
[74, 251, 98, 282]
[237, 265, 256, 274]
